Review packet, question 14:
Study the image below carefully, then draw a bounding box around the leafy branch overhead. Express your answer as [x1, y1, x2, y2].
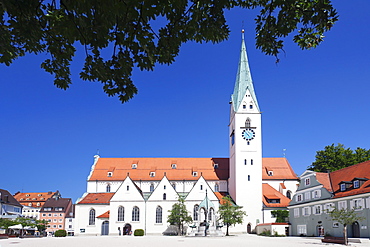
[0, 0, 338, 103]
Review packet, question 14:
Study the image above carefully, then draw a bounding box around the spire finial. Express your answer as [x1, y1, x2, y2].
[241, 29, 245, 40]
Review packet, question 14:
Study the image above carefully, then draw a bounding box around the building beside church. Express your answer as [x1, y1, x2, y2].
[74, 32, 299, 236]
[288, 160, 370, 238]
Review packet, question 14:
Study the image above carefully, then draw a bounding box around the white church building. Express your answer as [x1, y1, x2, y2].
[74, 32, 299, 236]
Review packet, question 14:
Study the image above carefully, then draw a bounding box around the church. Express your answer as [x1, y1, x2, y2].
[74, 31, 299, 236]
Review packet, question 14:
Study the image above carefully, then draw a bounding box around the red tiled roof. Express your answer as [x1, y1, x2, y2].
[214, 192, 230, 204]
[88, 157, 297, 182]
[97, 211, 110, 218]
[262, 158, 297, 180]
[13, 191, 59, 208]
[262, 183, 291, 208]
[88, 158, 229, 181]
[77, 193, 115, 204]
[315, 172, 333, 192]
[280, 183, 286, 189]
[330, 160, 370, 198]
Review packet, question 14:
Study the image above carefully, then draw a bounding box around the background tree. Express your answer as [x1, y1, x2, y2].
[14, 217, 35, 237]
[0, 0, 338, 103]
[34, 219, 49, 235]
[0, 218, 18, 230]
[271, 210, 289, 223]
[308, 143, 370, 172]
[328, 208, 365, 246]
[167, 197, 192, 236]
[218, 195, 246, 236]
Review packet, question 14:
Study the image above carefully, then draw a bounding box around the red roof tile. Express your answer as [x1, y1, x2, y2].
[330, 160, 370, 198]
[315, 172, 332, 192]
[262, 158, 297, 180]
[88, 157, 229, 181]
[77, 193, 115, 204]
[262, 183, 291, 208]
[13, 191, 60, 208]
[97, 211, 110, 218]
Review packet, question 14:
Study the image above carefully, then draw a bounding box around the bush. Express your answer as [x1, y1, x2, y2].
[134, 229, 144, 236]
[54, 230, 67, 237]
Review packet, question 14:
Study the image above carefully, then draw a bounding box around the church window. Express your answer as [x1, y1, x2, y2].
[244, 159, 247, 165]
[127, 185, 129, 191]
[163, 193, 166, 200]
[214, 184, 219, 192]
[200, 185, 203, 190]
[156, 206, 162, 223]
[208, 208, 214, 221]
[118, 206, 124, 221]
[248, 175, 250, 181]
[172, 183, 176, 190]
[193, 205, 199, 221]
[243, 105, 246, 109]
[231, 131, 235, 145]
[132, 206, 140, 221]
[251, 159, 253, 165]
[286, 190, 292, 199]
[249, 104, 253, 109]
[245, 118, 251, 127]
[106, 184, 111, 192]
[150, 184, 154, 192]
[164, 185, 166, 190]
[107, 172, 112, 177]
[89, 209, 95, 225]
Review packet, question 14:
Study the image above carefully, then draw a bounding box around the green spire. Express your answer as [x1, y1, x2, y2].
[231, 30, 260, 112]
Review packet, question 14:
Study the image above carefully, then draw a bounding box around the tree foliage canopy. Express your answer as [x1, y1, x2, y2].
[0, 0, 338, 103]
[167, 196, 192, 235]
[271, 210, 289, 223]
[308, 143, 370, 172]
[218, 195, 246, 236]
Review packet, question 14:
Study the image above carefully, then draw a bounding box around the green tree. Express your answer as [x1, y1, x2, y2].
[218, 195, 246, 236]
[167, 197, 192, 236]
[34, 219, 49, 235]
[271, 210, 289, 223]
[308, 143, 370, 172]
[14, 217, 36, 237]
[0, 218, 18, 230]
[328, 208, 365, 246]
[0, 0, 338, 103]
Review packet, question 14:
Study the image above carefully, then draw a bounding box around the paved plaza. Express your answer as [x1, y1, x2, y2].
[0, 234, 369, 247]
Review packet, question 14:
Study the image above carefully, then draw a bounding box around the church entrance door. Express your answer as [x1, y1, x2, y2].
[101, 221, 109, 235]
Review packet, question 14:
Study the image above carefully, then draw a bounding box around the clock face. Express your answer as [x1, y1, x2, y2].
[242, 129, 255, 141]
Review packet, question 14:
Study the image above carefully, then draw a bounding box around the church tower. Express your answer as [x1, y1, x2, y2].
[229, 30, 262, 230]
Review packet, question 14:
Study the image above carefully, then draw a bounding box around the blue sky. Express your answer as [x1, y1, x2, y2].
[1, 1, 369, 202]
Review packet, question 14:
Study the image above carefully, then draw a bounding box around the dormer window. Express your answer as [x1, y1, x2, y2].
[305, 178, 310, 186]
[354, 180, 359, 188]
[192, 171, 198, 177]
[107, 172, 113, 177]
[150, 172, 156, 177]
[171, 164, 177, 169]
[214, 163, 219, 169]
[26, 194, 30, 197]
[38, 194, 42, 197]
[340, 183, 346, 191]
[268, 171, 273, 176]
[132, 164, 137, 169]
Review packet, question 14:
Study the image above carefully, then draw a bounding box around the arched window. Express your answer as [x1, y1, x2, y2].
[150, 183, 154, 192]
[245, 118, 251, 127]
[193, 205, 199, 221]
[132, 206, 139, 222]
[214, 184, 219, 192]
[208, 208, 214, 221]
[118, 206, 124, 222]
[286, 190, 292, 199]
[172, 183, 176, 190]
[89, 209, 95, 225]
[106, 184, 111, 192]
[163, 193, 166, 200]
[156, 206, 162, 223]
